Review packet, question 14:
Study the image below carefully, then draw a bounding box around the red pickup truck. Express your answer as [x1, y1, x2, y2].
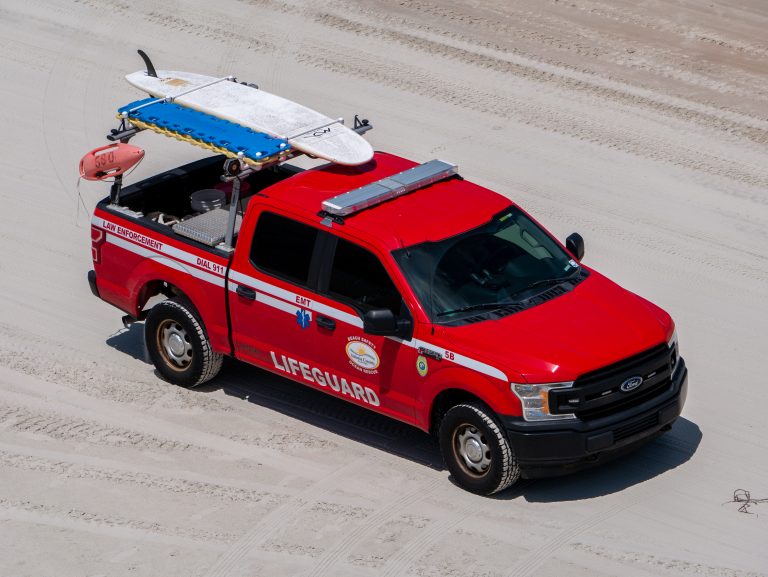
[89, 151, 687, 494]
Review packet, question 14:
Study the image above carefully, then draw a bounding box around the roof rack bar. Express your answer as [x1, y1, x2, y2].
[126, 76, 235, 114]
[286, 117, 344, 140]
[321, 159, 458, 217]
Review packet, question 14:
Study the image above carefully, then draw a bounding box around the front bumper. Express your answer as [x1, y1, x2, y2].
[500, 357, 688, 478]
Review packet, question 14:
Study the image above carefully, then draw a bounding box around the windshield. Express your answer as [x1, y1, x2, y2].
[392, 206, 583, 323]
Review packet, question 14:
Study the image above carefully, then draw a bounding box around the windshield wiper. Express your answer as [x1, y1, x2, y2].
[437, 301, 517, 317]
[516, 269, 581, 294]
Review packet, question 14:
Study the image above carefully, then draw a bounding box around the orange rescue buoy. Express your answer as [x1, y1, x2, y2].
[79, 143, 144, 181]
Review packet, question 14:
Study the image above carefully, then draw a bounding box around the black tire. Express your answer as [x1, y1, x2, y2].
[144, 298, 223, 387]
[438, 402, 520, 495]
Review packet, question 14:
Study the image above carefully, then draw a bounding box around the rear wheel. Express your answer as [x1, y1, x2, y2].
[145, 298, 223, 387]
[438, 402, 520, 495]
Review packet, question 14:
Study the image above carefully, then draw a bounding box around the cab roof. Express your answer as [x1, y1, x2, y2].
[262, 152, 512, 250]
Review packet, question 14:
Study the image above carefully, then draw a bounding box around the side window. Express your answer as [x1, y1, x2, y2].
[328, 238, 402, 314]
[251, 212, 318, 285]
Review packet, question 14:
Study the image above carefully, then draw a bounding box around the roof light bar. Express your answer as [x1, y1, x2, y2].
[322, 159, 458, 217]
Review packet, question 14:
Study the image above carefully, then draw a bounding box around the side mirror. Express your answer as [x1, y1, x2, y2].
[363, 308, 414, 339]
[566, 232, 585, 261]
[363, 309, 398, 336]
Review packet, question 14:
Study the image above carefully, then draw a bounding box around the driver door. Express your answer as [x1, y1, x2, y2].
[304, 234, 419, 423]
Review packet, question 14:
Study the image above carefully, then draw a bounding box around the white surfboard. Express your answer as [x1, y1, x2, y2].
[125, 70, 374, 166]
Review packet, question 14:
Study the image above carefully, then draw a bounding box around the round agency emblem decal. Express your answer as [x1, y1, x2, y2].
[346, 338, 380, 374]
[416, 355, 429, 377]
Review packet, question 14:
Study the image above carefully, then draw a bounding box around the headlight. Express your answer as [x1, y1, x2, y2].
[667, 328, 679, 371]
[511, 382, 577, 422]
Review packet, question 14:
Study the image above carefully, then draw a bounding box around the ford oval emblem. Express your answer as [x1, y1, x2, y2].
[620, 376, 643, 392]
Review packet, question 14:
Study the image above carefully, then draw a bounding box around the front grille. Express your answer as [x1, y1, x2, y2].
[550, 343, 673, 421]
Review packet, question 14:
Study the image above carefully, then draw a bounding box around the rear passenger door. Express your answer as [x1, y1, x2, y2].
[228, 211, 325, 374]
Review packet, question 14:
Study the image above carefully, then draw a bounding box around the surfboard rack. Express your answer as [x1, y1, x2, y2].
[107, 115, 144, 143]
[116, 97, 294, 167]
[286, 118, 345, 140]
[354, 115, 372, 135]
[219, 157, 256, 251]
[107, 96, 374, 166]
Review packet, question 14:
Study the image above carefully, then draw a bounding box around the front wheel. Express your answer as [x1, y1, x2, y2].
[438, 402, 520, 495]
[144, 298, 223, 387]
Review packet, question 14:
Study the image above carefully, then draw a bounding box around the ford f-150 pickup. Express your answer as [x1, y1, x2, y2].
[88, 151, 687, 494]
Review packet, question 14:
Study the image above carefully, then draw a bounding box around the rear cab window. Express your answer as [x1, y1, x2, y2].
[250, 212, 319, 286]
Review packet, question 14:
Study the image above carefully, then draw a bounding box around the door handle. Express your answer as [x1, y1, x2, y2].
[316, 315, 336, 331]
[236, 284, 256, 300]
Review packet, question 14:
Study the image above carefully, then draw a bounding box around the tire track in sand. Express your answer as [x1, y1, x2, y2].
[310, 9, 768, 145]
[0, 403, 198, 452]
[203, 456, 374, 577]
[570, 542, 768, 577]
[0, 446, 284, 506]
[376, 508, 469, 577]
[303, 478, 441, 577]
[505, 491, 648, 577]
[293, 44, 768, 191]
[0, 498, 238, 545]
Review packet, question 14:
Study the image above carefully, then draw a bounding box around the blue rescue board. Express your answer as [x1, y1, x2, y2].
[118, 99, 292, 166]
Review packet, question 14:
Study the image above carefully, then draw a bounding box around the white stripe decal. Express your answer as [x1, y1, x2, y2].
[94, 216, 227, 278]
[228, 282, 303, 317]
[107, 235, 225, 287]
[230, 271, 505, 381]
[451, 351, 507, 381]
[314, 301, 363, 329]
[412, 339, 507, 381]
[260, 292, 302, 316]
[96, 215, 505, 382]
[230, 270, 297, 305]
[229, 270, 363, 328]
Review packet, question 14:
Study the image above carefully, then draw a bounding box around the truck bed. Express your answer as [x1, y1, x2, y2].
[102, 154, 301, 250]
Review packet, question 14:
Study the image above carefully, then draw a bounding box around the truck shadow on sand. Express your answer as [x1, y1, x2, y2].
[500, 417, 702, 502]
[107, 330, 701, 500]
[205, 359, 702, 501]
[202, 359, 445, 470]
[106, 324, 150, 362]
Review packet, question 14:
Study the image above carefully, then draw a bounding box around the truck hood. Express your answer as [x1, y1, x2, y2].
[440, 270, 672, 383]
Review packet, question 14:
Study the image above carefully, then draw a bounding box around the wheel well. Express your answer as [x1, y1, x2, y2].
[429, 389, 487, 435]
[137, 281, 190, 313]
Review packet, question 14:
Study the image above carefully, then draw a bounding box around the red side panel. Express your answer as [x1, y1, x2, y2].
[91, 207, 231, 353]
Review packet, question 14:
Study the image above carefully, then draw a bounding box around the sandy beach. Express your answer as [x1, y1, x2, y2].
[0, 0, 767, 575]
